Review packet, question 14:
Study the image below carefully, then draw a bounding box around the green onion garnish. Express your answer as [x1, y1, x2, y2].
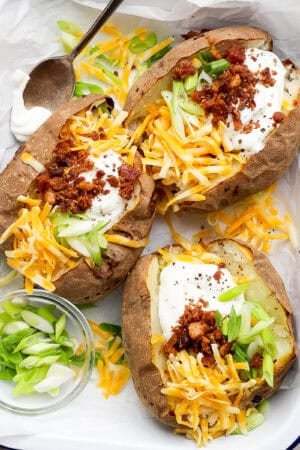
[262, 351, 274, 387]
[129, 32, 157, 54]
[218, 283, 249, 302]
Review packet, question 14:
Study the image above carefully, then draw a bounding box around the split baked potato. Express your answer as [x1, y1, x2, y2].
[0, 94, 155, 304]
[124, 25, 300, 213]
[122, 239, 296, 445]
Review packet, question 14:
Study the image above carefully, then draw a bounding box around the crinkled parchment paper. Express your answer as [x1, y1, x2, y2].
[0, 0, 299, 449]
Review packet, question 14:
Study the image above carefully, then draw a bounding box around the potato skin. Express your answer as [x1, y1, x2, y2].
[122, 254, 176, 427]
[122, 239, 296, 426]
[0, 94, 156, 304]
[124, 25, 300, 212]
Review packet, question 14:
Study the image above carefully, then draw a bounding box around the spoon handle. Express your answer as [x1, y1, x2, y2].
[69, 0, 124, 59]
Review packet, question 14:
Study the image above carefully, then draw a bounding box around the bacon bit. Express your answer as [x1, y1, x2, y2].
[250, 353, 263, 369]
[273, 111, 285, 123]
[118, 164, 141, 200]
[161, 303, 231, 367]
[181, 29, 210, 40]
[213, 269, 223, 282]
[260, 67, 276, 87]
[174, 58, 196, 80]
[84, 130, 106, 140]
[107, 175, 120, 187]
[192, 64, 258, 129]
[224, 45, 246, 64]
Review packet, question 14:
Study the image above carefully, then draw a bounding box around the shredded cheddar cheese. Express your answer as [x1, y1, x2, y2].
[74, 22, 174, 107]
[21, 152, 45, 173]
[104, 234, 149, 248]
[0, 201, 79, 292]
[88, 320, 131, 398]
[161, 346, 258, 446]
[136, 102, 244, 214]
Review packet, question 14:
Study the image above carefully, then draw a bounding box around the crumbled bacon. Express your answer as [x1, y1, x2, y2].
[162, 303, 232, 368]
[260, 67, 276, 87]
[118, 164, 141, 200]
[273, 111, 285, 123]
[192, 63, 258, 129]
[250, 353, 263, 369]
[174, 58, 196, 80]
[182, 29, 209, 40]
[224, 45, 246, 64]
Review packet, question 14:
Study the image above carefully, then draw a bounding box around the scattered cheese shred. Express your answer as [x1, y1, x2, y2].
[0, 201, 79, 293]
[104, 234, 149, 248]
[137, 102, 244, 214]
[74, 22, 174, 107]
[162, 346, 257, 447]
[21, 152, 45, 173]
[88, 320, 131, 398]
[205, 184, 296, 252]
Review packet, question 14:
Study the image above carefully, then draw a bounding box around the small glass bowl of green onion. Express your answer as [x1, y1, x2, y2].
[0, 289, 94, 415]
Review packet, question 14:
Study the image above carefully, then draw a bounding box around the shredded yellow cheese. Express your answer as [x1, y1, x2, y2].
[162, 346, 258, 446]
[104, 234, 149, 248]
[74, 22, 174, 107]
[88, 320, 131, 398]
[0, 201, 79, 292]
[136, 102, 244, 214]
[21, 152, 45, 173]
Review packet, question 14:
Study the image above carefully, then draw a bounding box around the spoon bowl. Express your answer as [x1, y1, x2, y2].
[23, 0, 123, 112]
[23, 56, 75, 110]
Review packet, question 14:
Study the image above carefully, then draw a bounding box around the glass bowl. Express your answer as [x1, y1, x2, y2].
[0, 289, 94, 415]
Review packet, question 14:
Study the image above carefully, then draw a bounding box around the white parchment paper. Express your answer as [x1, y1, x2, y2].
[0, 0, 299, 449]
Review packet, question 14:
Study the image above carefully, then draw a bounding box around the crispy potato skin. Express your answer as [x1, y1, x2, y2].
[124, 25, 300, 212]
[122, 239, 296, 426]
[122, 254, 176, 427]
[0, 94, 156, 304]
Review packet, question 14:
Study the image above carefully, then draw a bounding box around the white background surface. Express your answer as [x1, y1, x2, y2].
[0, 0, 299, 449]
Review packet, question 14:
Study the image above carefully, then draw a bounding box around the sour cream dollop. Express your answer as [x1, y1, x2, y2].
[224, 48, 286, 156]
[82, 149, 126, 231]
[10, 70, 52, 142]
[158, 262, 245, 340]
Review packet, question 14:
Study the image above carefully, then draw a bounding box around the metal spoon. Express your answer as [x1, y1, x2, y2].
[23, 0, 123, 111]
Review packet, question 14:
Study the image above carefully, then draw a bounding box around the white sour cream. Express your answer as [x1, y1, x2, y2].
[82, 149, 126, 231]
[224, 48, 286, 157]
[158, 262, 244, 340]
[10, 70, 52, 142]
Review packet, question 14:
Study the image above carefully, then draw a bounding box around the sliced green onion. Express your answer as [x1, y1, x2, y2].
[57, 20, 81, 35]
[261, 328, 277, 358]
[222, 317, 229, 336]
[74, 81, 104, 97]
[262, 351, 274, 387]
[21, 310, 54, 334]
[231, 410, 265, 434]
[0, 368, 15, 381]
[214, 311, 223, 328]
[146, 44, 172, 67]
[94, 62, 121, 85]
[250, 302, 270, 321]
[36, 306, 57, 324]
[60, 31, 80, 53]
[20, 355, 60, 370]
[129, 32, 157, 54]
[3, 321, 29, 335]
[13, 332, 49, 353]
[33, 363, 75, 395]
[227, 307, 242, 342]
[205, 59, 230, 77]
[2, 301, 23, 319]
[233, 342, 249, 362]
[238, 318, 275, 344]
[257, 399, 268, 414]
[55, 314, 66, 340]
[22, 343, 60, 356]
[218, 283, 249, 302]
[0, 312, 12, 323]
[246, 336, 263, 360]
[13, 366, 50, 397]
[178, 97, 204, 115]
[70, 352, 86, 367]
[99, 323, 122, 337]
[198, 49, 214, 63]
[184, 72, 199, 92]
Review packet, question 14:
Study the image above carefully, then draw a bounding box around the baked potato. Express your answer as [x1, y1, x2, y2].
[0, 94, 155, 304]
[122, 239, 296, 446]
[124, 25, 300, 214]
